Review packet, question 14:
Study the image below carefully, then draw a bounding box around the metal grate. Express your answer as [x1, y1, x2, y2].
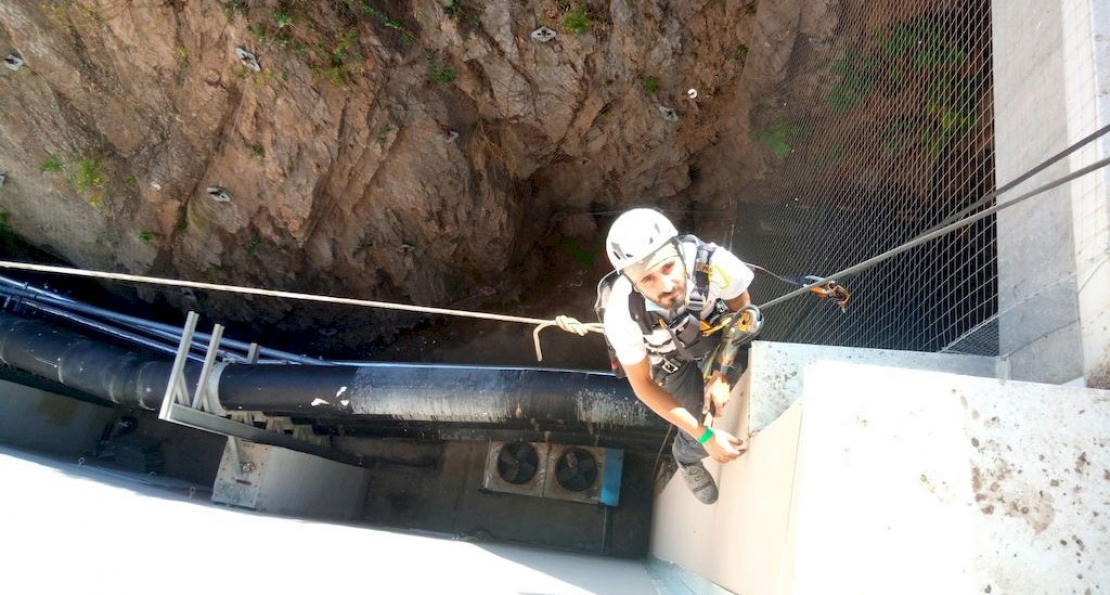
[731, 0, 998, 354]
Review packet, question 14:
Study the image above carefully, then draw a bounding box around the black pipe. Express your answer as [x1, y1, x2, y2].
[0, 312, 198, 410]
[217, 364, 665, 430]
[0, 312, 662, 431]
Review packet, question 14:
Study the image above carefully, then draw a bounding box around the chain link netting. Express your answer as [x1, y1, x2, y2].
[730, 0, 998, 354]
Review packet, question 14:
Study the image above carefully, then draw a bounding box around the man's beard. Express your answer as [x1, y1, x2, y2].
[655, 287, 687, 312]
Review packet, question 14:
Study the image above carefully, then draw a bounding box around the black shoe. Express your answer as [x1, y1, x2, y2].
[679, 461, 718, 504]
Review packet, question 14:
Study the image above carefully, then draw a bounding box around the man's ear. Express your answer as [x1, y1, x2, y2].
[622, 272, 643, 295]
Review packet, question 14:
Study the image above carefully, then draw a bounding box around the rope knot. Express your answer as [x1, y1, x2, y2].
[532, 315, 605, 361]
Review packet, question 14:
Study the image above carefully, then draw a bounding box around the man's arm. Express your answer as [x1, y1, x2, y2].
[724, 290, 750, 312]
[624, 358, 744, 463]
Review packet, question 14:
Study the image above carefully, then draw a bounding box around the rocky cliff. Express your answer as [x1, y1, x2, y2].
[0, 0, 845, 359]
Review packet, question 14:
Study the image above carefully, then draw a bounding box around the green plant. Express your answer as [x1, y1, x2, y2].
[444, 0, 467, 18]
[752, 122, 813, 159]
[815, 144, 846, 167]
[251, 143, 265, 159]
[375, 124, 393, 145]
[138, 229, 157, 243]
[877, 20, 964, 68]
[221, 0, 249, 20]
[246, 231, 261, 253]
[273, 10, 293, 29]
[558, 236, 595, 267]
[73, 157, 103, 191]
[333, 30, 358, 63]
[326, 66, 345, 86]
[124, 174, 138, 187]
[825, 48, 878, 113]
[40, 155, 63, 173]
[352, 234, 373, 257]
[746, 2, 757, 16]
[643, 75, 658, 96]
[426, 50, 456, 84]
[248, 23, 268, 43]
[563, 4, 589, 35]
[0, 211, 13, 249]
[730, 44, 749, 63]
[359, 1, 404, 30]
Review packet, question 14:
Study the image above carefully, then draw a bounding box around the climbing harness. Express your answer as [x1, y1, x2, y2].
[703, 304, 763, 383]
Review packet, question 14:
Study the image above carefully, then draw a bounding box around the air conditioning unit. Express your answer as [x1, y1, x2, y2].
[483, 441, 549, 497]
[543, 444, 606, 504]
[483, 442, 623, 505]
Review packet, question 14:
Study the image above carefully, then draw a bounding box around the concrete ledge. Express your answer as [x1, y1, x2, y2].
[747, 341, 997, 433]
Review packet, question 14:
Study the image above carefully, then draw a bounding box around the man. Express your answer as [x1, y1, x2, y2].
[602, 208, 750, 504]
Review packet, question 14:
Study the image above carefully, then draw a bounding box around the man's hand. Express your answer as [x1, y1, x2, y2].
[703, 427, 746, 463]
[702, 372, 731, 415]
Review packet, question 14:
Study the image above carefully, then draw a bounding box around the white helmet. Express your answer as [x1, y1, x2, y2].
[605, 208, 679, 272]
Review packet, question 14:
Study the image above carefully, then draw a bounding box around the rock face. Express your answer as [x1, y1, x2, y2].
[0, 0, 840, 348]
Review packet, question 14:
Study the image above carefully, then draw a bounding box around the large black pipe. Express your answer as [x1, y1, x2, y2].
[217, 364, 665, 430]
[0, 312, 663, 430]
[0, 312, 197, 410]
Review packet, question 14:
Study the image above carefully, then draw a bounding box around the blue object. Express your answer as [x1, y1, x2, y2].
[600, 448, 624, 506]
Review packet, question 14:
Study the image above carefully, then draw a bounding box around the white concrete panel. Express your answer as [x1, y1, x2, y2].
[0, 444, 658, 595]
[0, 379, 114, 456]
[650, 400, 803, 595]
[791, 361, 1110, 595]
[747, 341, 997, 432]
[212, 439, 370, 520]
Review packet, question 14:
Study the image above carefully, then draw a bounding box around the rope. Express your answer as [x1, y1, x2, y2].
[0, 260, 604, 361]
[531, 315, 604, 361]
[758, 153, 1110, 311]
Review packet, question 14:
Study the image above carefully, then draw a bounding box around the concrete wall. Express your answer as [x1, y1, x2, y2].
[651, 343, 1110, 595]
[0, 378, 115, 456]
[993, 0, 1110, 384]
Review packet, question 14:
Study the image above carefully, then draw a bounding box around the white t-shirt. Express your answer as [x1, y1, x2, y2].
[603, 242, 754, 367]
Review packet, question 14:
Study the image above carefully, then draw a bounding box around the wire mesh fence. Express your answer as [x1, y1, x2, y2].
[731, 0, 999, 354]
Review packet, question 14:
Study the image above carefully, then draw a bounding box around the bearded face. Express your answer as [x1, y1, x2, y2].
[631, 256, 688, 312]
